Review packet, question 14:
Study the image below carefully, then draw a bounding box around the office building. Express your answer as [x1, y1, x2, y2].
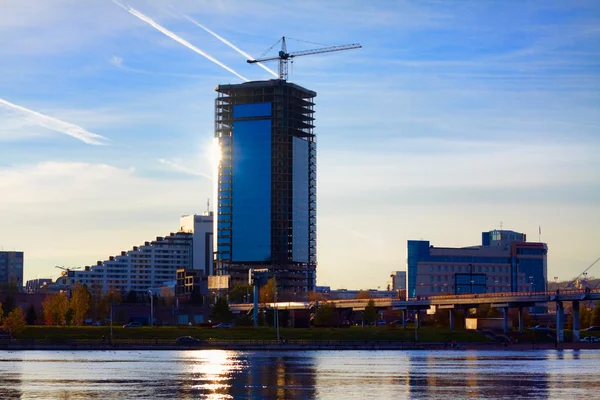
[214, 80, 317, 292]
[0, 251, 23, 291]
[407, 229, 547, 298]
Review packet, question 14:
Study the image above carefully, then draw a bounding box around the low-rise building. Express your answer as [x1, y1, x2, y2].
[407, 229, 547, 298]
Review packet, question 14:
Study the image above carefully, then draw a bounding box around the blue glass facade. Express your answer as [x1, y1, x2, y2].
[232, 102, 272, 119]
[215, 80, 317, 291]
[407, 240, 430, 297]
[230, 118, 272, 262]
[292, 137, 309, 263]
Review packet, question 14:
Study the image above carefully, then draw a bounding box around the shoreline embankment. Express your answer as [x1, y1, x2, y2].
[1, 340, 598, 351]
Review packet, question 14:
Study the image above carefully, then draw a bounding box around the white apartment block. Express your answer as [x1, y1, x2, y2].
[68, 232, 193, 294]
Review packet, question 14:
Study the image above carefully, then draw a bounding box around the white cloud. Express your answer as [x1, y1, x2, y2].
[0, 161, 212, 280]
[0, 98, 108, 145]
[157, 158, 212, 179]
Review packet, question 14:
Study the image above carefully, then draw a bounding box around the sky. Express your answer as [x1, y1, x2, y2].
[1, 0, 599, 289]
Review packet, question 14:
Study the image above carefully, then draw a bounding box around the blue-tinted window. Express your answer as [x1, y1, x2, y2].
[292, 137, 309, 263]
[233, 102, 272, 119]
[231, 119, 271, 262]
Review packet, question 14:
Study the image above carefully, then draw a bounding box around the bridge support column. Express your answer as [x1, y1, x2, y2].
[556, 301, 564, 343]
[573, 301, 580, 342]
[416, 310, 421, 329]
[449, 309, 454, 330]
[253, 284, 259, 328]
[518, 307, 524, 333]
[402, 310, 406, 329]
[502, 307, 509, 334]
[464, 308, 469, 329]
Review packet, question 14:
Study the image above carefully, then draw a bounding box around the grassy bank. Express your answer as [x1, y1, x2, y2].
[19, 326, 489, 343]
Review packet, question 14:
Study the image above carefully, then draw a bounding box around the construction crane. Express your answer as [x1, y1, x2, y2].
[55, 265, 81, 275]
[247, 36, 361, 80]
[566, 256, 600, 289]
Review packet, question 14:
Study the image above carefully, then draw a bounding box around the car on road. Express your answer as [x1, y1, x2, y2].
[212, 322, 233, 329]
[123, 322, 143, 328]
[175, 336, 202, 345]
[580, 336, 600, 343]
[531, 325, 552, 331]
[585, 326, 600, 331]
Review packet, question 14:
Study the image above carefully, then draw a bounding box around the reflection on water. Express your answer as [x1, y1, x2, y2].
[0, 350, 598, 399]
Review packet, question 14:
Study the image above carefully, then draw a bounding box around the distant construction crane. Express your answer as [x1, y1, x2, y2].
[566, 256, 600, 288]
[247, 36, 361, 80]
[55, 265, 81, 275]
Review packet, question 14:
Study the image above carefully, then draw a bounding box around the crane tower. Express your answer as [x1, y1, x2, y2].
[247, 36, 362, 80]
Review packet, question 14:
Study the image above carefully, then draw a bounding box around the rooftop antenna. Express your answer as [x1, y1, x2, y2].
[206, 198, 210, 214]
[500, 221, 503, 230]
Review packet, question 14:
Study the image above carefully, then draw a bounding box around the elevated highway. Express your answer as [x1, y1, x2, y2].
[229, 288, 599, 342]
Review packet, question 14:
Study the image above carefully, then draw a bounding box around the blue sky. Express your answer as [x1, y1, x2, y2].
[1, 0, 599, 289]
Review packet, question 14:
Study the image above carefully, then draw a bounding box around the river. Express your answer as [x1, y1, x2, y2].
[0, 350, 598, 399]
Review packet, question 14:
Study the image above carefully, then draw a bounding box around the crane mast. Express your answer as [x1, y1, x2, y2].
[248, 36, 362, 80]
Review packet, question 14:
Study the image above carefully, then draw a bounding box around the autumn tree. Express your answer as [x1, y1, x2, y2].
[97, 289, 122, 322]
[211, 297, 232, 323]
[363, 299, 378, 325]
[228, 285, 251, 303]
[25, 304, 37, 325]
[3, 307, 26, 337]
[591, 301, 600, 326]
[160, 287, 174, 307]
[42, 293, 69, 326]
[259, 278, 275, 303]
[2, 294, 15, 317]
[580, 307, 592, 329]
[125, 290, 138, 304]
[70, 283, 91, 326]
[314, 303, 337, 327]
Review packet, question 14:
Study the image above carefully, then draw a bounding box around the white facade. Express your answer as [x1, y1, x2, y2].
[180, 212, 214, 275]
[68, 232, 193, 294]
[391, 271, 406, 291]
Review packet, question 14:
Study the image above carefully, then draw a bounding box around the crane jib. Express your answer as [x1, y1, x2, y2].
[247, 36, 361, 80]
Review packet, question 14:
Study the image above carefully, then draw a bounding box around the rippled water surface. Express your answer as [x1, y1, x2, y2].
[0, 350, 598, 399]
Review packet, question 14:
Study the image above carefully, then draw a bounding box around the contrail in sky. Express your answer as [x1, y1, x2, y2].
[0, 98, 107, 145]
[112, 0, 248, 82]
[182, 15, 278, 78]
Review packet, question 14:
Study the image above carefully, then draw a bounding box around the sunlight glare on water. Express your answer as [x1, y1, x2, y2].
[0, 350, 598, 399]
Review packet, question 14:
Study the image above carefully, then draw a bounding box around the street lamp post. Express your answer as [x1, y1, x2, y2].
[529, 276, 534, 293]
[148, 289, 154, 327]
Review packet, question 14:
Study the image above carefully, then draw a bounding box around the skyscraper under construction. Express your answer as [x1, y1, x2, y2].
[214, 79, 317, 293]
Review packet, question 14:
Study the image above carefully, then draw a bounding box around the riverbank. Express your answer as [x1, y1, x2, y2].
[2, 339, 599, 351]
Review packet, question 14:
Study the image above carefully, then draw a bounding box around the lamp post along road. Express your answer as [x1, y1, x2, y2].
[148, 289, 154, 327]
